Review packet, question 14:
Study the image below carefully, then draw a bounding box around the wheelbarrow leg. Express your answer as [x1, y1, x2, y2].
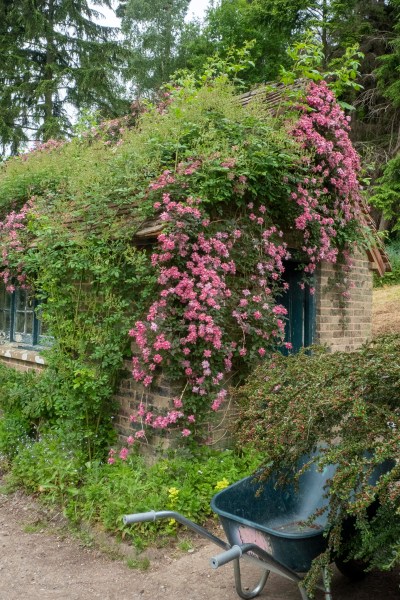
[233, 558, 270, 599]
[322, 567, 332, 600]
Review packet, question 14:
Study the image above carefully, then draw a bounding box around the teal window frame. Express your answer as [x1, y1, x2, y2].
[0, 285, 47, 348]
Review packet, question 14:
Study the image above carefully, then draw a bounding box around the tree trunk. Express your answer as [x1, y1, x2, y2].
[44, 0, 55, 140]
[321, 0, 328, 68]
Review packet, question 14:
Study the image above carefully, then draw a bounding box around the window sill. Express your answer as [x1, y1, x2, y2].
[0, 343, 46, 365]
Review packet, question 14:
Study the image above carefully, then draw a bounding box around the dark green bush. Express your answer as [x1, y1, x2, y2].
[235, 335, 400, 587]
[374, 239, 400, 287]
[0, 365, 40, 458]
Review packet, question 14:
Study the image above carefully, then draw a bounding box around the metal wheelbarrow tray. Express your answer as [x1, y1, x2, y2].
[124, 457, 336, 600]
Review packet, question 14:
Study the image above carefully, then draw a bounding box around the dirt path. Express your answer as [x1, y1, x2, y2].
[0, 482, 399, 600]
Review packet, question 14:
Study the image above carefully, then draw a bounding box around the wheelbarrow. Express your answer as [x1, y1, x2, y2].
[123, 455, 394, 599]
[124, 456, 337, 599]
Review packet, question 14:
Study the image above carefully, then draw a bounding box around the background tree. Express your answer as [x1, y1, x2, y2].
[117, 0, 191, 97]
[179, 0, 313, 84]
[0, 0, 129, 155]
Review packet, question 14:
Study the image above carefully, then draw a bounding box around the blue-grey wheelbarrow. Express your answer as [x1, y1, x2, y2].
[124, 457, 337, 599]
[124, 455, 393, 599]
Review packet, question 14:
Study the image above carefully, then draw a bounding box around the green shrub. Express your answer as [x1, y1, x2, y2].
[0, 365, 40, 458]
[66, 446, 262, 544]
[374, 239, 400, 287]
[10, 432, 85, 504]
[6, 440, 261, 547]
[235, 335, 400, 589]
[0, 413, 30, 459]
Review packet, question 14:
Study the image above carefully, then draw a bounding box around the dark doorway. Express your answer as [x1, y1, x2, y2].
[280, 262, 315, 354]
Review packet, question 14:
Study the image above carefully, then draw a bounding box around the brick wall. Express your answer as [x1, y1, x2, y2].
[114, 360, 237, 453]
[315, 250, 373, 352]
[114, 360, 183, 455]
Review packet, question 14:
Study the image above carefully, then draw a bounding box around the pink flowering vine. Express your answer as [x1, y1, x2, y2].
[291, 81, 362, 282]
[128, 191, 290, 438]
[124, 81, 364, 445]
[0, 199, 33, 291]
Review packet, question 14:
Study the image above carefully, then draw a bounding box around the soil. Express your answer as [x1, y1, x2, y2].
[0, 479, 399, 600]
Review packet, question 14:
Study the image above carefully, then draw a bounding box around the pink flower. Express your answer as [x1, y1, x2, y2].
[258, 348, 266, 357]
[119, 447, 129, 460]
[181, 428, 191, 437]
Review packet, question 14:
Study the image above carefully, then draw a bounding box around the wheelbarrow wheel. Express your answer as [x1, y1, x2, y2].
[334, 501, 378, 582]
[334, 557, 368, 581]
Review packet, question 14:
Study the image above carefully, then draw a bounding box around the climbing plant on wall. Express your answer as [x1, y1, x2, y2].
[0, 57, 366, 455]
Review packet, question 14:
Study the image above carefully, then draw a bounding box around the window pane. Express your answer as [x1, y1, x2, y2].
[26, 311, 33, 334]
[0, 313, 5, 338]
[38, 317, 48, 335]
[17, 290, 27, 311]
[4, 291, 11, 309]
[16, 312, 26, 333]
[0, 283, 11, 341]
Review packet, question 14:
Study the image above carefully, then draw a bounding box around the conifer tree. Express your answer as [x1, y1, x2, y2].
[0, 0, 129, 153]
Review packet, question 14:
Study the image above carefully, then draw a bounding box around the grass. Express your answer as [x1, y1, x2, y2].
[23, 521, 47, 534]
[372, 284, 400, 337]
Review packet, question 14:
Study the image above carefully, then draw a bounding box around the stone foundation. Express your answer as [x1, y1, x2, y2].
[0, 345, 45, 372]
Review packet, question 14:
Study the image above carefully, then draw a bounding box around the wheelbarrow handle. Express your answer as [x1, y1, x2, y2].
[123, 510, 228, 550]
[123, 510, 160, 524]
[211, 545, 243, 568]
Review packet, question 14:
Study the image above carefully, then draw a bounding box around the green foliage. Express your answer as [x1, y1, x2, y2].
[0, 365, 40, 458]
[374, 240, 400, 287]
[178, 0, 311, 85]
[63, 446, 262, 544]
[280, 32, 363, 105]
[370, 155, 400, 234]
[117, 0, 191, 97]
[10, 432, 85, 505]
[235, 335, 400, 588]
[4, 435, 262, 547]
